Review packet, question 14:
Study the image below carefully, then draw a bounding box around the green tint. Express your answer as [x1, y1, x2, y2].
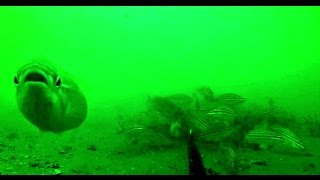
[0, 6, 319, 175]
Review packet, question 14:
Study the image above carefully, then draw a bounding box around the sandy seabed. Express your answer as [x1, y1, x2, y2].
[0, 120, 319, 175]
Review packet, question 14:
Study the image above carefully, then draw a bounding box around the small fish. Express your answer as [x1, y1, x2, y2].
[14, 60, 88, 133]
[185, 110, 210, 133]
[257, 98, 281, 114]
[148, 96, 184, 121]
[220, 146, 236, 170]
[208, 106, 236, 126]
[116, 120, 145, 135]
[214, 93, 245, 106]
[263, 105, 281, 114]
[226, 147, 236, 166]
[188, 129, 207, 175]
[261, 98, 286, 116]
[165, 94, 193, 108]
[118, 121, 174, 146]
[244, 126, 304, 150]
[244, 129, 285, 149]
[119, 126, 145, 136]
[198, 125, 240, 142]
[270, 126, 305, 150]
[192, 86, 215, 110]
[196, 85, 214, 102]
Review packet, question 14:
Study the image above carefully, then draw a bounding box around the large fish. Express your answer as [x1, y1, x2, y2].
[14, 61, 88, 133]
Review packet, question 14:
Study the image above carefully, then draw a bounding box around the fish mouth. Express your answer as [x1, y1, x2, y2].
[24, 72, 48, 84]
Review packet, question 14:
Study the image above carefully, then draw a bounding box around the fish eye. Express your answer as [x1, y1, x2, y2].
[56, 77, 61, 87]
[14, 76, 19, 85]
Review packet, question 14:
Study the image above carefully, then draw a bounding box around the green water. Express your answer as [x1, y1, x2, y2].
[0, 6, 320, 175]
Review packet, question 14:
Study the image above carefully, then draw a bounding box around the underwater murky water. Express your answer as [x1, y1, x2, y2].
[0, 6, 320, 175]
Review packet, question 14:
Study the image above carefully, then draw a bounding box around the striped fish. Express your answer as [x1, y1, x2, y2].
[259, 97, 282, 115]
[214, 93, 245, 106]
[148, 96, 184, 121]
[221, 146, 236, 169]
[251, 105, 282, 118]
[192, 86, 215, 111]
[270, 126, 305, 150]
[208, 106, 236, 126]
[263, 105, 281, 114]
[186, 110, 210, 133]
[196, 85, 214, 99]
[116, 122, 145, 135]
[244, 129, 285, 149]
[245, 127, 305, 150]
[198, 125, 240, 142]
[261, 98, 285, 115]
